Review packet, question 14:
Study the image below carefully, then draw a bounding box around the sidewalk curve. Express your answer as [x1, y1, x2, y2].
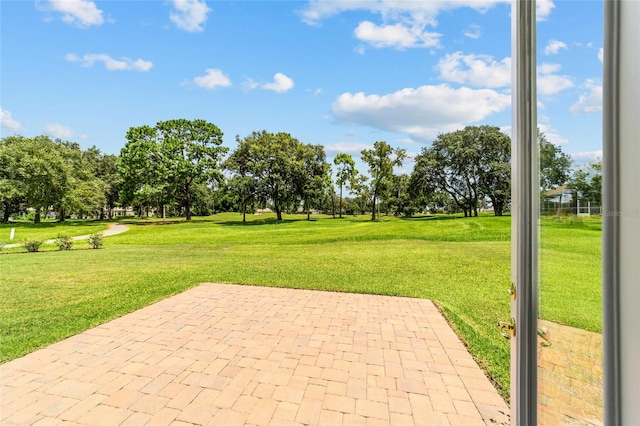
[2, 223, 129, 249]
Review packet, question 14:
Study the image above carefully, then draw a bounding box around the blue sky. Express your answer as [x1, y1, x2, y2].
[1, 0, 603, 175]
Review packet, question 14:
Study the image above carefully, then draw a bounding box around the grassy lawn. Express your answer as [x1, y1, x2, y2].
[0, 212, 602, 401]
[0, 219, 109, 244]
[539, 215, 602, 333]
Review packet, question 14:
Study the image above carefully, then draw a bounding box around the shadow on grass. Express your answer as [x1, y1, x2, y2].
[399, 215, 459, 221]
[215, 218, 303, 226]
[0, 220, 105, 229]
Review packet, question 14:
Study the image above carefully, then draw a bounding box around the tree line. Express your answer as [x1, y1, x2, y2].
[1, 119, 596, 223]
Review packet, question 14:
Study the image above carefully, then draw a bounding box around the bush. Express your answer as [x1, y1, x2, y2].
[88, 232, 104, 249]
[23, 238, 44, 252]
[54, 234, 74, 251]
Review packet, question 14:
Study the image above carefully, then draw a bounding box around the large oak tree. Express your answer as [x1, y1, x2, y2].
[119, 119, 227, 220]
[361, 141, 406, 220]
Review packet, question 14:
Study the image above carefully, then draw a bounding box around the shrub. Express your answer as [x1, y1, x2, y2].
[88, 232, 104, 249]
[23, 238, 44, 253]
[54, 234, 74, 251]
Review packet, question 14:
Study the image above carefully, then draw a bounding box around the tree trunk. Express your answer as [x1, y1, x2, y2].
[275, 199, 282, 221]
[34, 207, 41, 223]
[58, 207, 66, 222]
[371, 195, 377, 221]
[339, 184, 343, 218]
[2, 204, 11, 223]
[185, 191, 192, 221]
[242, 200, 247, 223]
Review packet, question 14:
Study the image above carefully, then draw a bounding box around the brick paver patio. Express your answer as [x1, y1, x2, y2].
[0, 283, 509, 425]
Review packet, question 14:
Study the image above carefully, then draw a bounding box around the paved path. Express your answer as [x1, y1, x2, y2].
[0, 283, 509, 425]
[538, 320, 602, 425]
[3, 223, 129, 249]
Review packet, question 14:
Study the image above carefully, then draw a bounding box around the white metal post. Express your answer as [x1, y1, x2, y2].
[511, 1, 538, 424]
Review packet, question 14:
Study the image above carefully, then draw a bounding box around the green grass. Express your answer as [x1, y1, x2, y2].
[0, 219, 109, 243]
[0, 212, 603, 401]
[539, 215, 602, 333]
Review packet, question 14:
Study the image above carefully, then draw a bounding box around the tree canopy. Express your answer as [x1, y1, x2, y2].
[333, 153, 357, 218]
[539, 131, 572, 192]
[226, 131, 330, 221]
[361, 141, 406, 220]
[119, 119, 227, 220]
[410, 125, 511, 216]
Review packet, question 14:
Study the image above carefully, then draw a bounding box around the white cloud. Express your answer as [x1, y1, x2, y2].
[242, 78, 259, 90]
[354, 21, 440, 49]
[324, 142, 372, 154]
[538, 63, 573, 95]
[331, 84, 510, 142]
[44, 123, 75, 139]
[570, 150, 602, 164]
[437, 52, 511, 88]
[538, 122, 569, 145]
[300, 1, 547, 52]
[0, 109, 22, 131]
[170, 0, 211, 33]
[544, 39, 568, 55]
[262, 73, 295, 93]
[569, 79, 602, 114]
[300, 1, 508, 26]
[598, 47, 604, 63]
[536, 0, 555, 21]
[437, 54, 572, 95]
[538, 62, 561, 74]
[463, 24, 481, 39]
[190, 69, 232, 89]
[306, 88, 322, 96]
[66, 53, 153, 71]
[43, 0, 104, 28]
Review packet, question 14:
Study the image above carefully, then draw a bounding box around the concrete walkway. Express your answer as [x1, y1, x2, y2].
[0, 283, 509, 425]
[3, 223, 129, 249]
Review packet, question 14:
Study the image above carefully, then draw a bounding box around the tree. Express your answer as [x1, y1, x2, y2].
[228, 131, 329, 221]
[55, 141, 106, 221]
[411, 131, 478, 217]
[0, 136, 28, 222]
[361, 141, 406, 220]
[333, 153, 357, 218]
[299, 144, 330, 220]
[539, 131, 572, 192]
[569, 161, 602, 205]
[350, 173, 369, 215]
[225, 138, 257, 222]
[385, 174, 418, 217]
[84, 148, 120, 219]
[411, 126, 511, 217]
[156, 119, 227, 220]
[477, 127, 511, 216]
[119, 119, 227, 220]
[118, 125, 167, 218]
[2, 136, 69, 223]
